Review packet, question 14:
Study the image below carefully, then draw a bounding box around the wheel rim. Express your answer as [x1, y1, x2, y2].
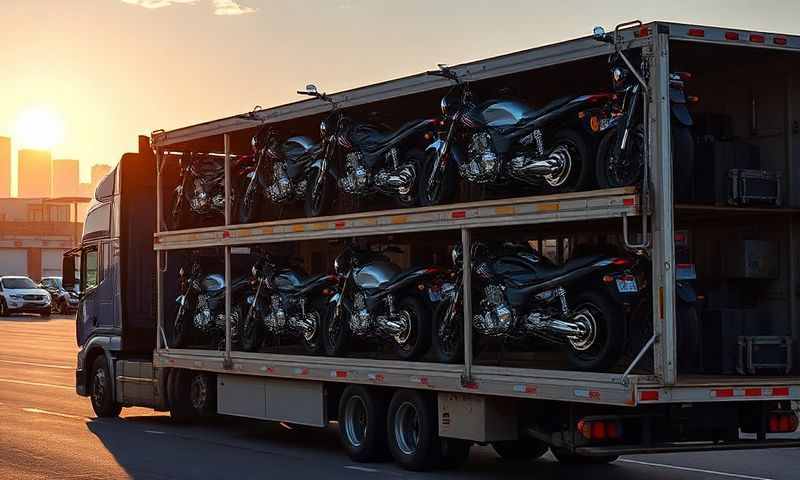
[303, 310, 320, 343]
[190, 375, 208, 411]
[327, 315, 343, 349]
[310, 172, 324, 215]
[394, 401, 421, 455]
[343, 395, 368, 448]
[92, 368, 106, 407]
[424, 153, 443, 204]
[568, 302, 604, 354]
[394, 309, 414, 346]
[437, 302, 461, 356]
[544, 143, 575, 188]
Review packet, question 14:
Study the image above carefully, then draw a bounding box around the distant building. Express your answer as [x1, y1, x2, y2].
[79, 182, 93, 199]
[91, 164, 112, 191]
[0, 197, 89, 280]
[0, 137, 10, 198]
[52, 159, 80, 197]
[18, 149, 52, 198]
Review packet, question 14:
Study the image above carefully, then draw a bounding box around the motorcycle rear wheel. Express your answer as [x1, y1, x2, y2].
[416, 148, 457, 207]
[301, 299, 327, 355]
[304, 167, 335, 218]
[566, 291, 624, 371]
[546, 129, 592, 192]
[393, 296, 431, 361]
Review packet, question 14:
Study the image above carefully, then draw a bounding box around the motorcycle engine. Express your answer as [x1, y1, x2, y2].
[340, 151, 369, 194]
[374, 149, 416, 197]
[473, 284, 514, 336]
[350, 292, 372, 334]
[266, 161, 293, 203]
[265, 294, 287, 331]
[463, 131, 499, 183]
[192, 294, 214, 330]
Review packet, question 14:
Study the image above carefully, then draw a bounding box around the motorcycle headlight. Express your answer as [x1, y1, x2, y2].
[451, 245, 462, 267]
[251, 136, 258, 152]
[334, 256, 343, 275]
[319, 120, 328, 139]
[440, 96, 450, 117]
[251, 265, 258, 277]
[612, 67, 627, 88]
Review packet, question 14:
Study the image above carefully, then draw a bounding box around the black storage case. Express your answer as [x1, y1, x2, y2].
[693, 140, 760, 204]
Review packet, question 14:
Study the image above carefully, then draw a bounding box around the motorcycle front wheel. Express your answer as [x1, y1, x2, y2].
[595, 124, 645, 188]
[301, 299, 327, 355]
[431, 297, 464, 363]
[416, 148, 457, 207]
[173, 294, 196, 348]
[393, 296, 431, 361]
[566, 291, 624, 371]
[304, 167, 335, 218]
[235, 176, 261, 225]
[323, 308, 351, 357]
[237, 300, 264, 352]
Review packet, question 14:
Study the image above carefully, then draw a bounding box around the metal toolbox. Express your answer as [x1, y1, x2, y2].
[737, 336, 792, 375]
[728, 169, 782, 206]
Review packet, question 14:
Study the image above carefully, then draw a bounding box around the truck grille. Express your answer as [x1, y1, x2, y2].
[23, 294, 43, 301]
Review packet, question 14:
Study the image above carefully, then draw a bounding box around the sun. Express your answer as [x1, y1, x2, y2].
[14, 106, 65, 150]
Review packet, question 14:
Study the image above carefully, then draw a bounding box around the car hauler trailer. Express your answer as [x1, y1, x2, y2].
[71, 21, 800, 470]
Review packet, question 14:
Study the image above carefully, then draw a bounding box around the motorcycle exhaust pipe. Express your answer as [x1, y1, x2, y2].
[509, 156, 563, 177]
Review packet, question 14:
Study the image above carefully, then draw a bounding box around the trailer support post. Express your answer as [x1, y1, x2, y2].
[461, 227, 473, 385]
[155, 147, 164, 351]
[224, 133, 233, 369]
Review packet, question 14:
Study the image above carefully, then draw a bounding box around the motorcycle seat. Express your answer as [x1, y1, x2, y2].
[282, 273, 334, 293]
[520, 96, 574, 122]
[508, 255, 606, 286]
[354, 119, 432, 152]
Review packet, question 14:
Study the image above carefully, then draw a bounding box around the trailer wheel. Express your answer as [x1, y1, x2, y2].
[338, 386, 389, 462]
[170, 369, 216, 423]
[492, 438, 548, 462]
[387, 389, 440, 471]
[551, 447, 618, 464]
[90, 356, 121, 418]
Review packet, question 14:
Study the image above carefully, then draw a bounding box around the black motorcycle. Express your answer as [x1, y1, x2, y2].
[298, 85, 440, 216]
[592, 23, 695, 190]
[236, 251, 339, 353]
[170, 153, 243, 229]
[235, 125, 321, 223]
[173, 259, 249, 348]
[324, 242, 442, 360]
[432, 242, 644, 371]
[418, 66, 612, 206]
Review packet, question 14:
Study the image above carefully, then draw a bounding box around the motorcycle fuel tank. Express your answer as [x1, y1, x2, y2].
[481, 100, 533, 127]
[354, 261, 401, 289]
[200, 273, 226, 292]
[274, 270, 304, 290]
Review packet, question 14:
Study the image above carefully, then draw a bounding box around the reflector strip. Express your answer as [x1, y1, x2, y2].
[367, 373, 384, 382]
[744, 388, 762, 397]
[514, 384, 537, 394]
[623, 197, 636, 206]
[575, 389, 601, 400]
[495, 206, 515, 215]
[688, 28, 705, 37]
[750, 34, 765, 43]
[222, 231, 230, 238]
[291, 225, 305, 233]
[713, 388, 734, 398]
[334, 221, 346, 229]
[536, 203, 560, 212]
[331, 370, 348, 378]
[391, 215, 408, 224]
[725, 32, 740, 41]
[411, 376, 429, 385]
[640, 390, 659, 401]
[463, 382, 479, 390]
[293, 367, 309, 375]
[772, 387, 790, 396]
[774, 37, 788, 46]
[451, 210, 466, 219]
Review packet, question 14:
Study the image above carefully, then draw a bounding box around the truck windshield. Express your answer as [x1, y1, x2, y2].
[2, 278, 37, 289]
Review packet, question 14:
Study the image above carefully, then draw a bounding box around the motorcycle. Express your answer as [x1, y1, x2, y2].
[169, 153, 247, 229]
[297, 85, 440, 216]
[235, 125, 321, 223]
[418, 65, 613, 206]
[591, 23, 696, 190]
[173, 258, 249, 349]
[324, 242, 442, 360]
[236, 251, 338, 353]
[432, 242, 645, 371]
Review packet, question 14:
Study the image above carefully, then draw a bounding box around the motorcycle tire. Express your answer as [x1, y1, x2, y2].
[393, 296, 431, 361]
[416, 148, 457, 207]
[235, 176, 261, 225]
[547, 129, 592, 192]
[304, 167, 334, 218]
[301, 299, 327, 355]
[238, 299, 264, 352]
[595, 123, 645, 189]
[323, 307, 351, 357]
[173, 294, 196, 348]
[566, 291, 625, 371]
[672, 124, 695, 203]
[431, 298, 464, 363]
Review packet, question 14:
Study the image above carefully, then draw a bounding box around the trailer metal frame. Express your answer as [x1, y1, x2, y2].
[151, 21, 800, 409]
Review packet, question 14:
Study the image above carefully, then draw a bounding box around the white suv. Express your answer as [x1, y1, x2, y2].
[0, 276, 52, 317]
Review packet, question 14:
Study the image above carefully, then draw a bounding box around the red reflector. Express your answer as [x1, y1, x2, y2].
[772, 387, 790, 396]
[769, 415, 779, 432]
[715, 388, 734, 398]
[778, 415, 791, 432]
[725, 32, 740, 41]
[750, 34, 765, 43]
[744, 388, 762, 397]
[623, 197, 635, 206]
[591, 422, 607, 440]
[335, 370, 347, 378]
[774, 37, 788, 46]
[638, 26, 651, 37]
[688, 28, 705, 37]
[451, 210, 466, 219]
[640, 390, 659, 401]
[335, 221, 346, 229]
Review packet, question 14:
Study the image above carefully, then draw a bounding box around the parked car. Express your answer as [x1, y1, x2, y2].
[40, 276, 79, 314]
[0, 276, 52, 317]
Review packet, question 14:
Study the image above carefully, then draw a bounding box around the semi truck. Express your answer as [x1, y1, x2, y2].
[67, 21, 800, 471]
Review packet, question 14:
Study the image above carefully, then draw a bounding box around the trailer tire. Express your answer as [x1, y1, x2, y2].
[492, 438, 548, 462]
[387, 389, 440, 471]
[338, 386, 389, 462]
[170, 369, 216, 423]
[90, 356, 121, 418]
[551, 447, 618, 464]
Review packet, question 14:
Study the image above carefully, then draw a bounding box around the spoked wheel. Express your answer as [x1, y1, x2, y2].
[551, 447, 618, 465]
[236, 176, 261, 224]
[238, 299, 264, 352]
[566, 291, 624, 371]
[173, 293, 196, 348]
[393, 296, 431, 361]
[338, 386, 389, 462]
[304, 167, 334, 218]
[90, 356, 121, 418]
[301, 299, 327, 354]
[387, 390, 440, 471]
[596, 124, 645, 188]
[417, 148, 457, 207]
[545, 129, 592, 192]
[323, 307, 350, 357]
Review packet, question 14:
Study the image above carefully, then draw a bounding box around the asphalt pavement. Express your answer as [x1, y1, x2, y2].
[0, 314, 798, 480]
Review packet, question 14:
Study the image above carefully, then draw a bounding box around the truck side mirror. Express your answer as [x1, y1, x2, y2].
[63, 255, 77, 291]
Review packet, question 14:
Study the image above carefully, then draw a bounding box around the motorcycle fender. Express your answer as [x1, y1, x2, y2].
[671, 103, 693, 127]
[176, 294, 185, 306]
[328, 292, 341, 307]
[425, 139, 444, 159]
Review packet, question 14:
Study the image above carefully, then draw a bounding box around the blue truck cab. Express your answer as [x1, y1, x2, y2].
[66, 136, 157, 412]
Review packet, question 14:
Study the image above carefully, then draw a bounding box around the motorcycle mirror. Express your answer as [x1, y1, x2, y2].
[592, 26, 606, 41]
[305, 84, 318, 94]
[251, 265, 258, 277]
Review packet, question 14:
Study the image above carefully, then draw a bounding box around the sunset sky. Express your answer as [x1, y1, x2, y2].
[2, 0, 799, 195]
